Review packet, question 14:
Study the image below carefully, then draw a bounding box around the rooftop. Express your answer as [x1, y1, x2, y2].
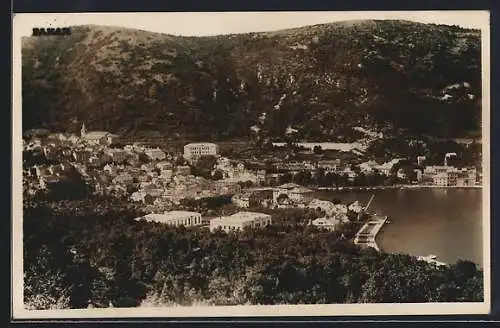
[138, 211, 201, 223]
[83, 131, 119, 139]
[212, 211, 271, 224]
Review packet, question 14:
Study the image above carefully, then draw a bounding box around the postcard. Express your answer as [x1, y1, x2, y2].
[12, 10, 490, 319]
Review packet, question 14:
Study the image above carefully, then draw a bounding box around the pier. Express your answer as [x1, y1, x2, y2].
[353, 216, 387, 251]
[351, 193, 387, 251]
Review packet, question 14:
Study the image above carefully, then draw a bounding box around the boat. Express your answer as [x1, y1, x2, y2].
[418, 254, 446, 267]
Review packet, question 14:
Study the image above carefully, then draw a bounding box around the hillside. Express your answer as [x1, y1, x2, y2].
[21, 20, 482, 141]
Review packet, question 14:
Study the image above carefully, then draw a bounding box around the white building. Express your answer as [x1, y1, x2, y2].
[210, 211, 272, 233]
[105, 149, 128, 163]
[183, 143, 219, 160]
[376, 158, 406, 176]
[348, 201, 364, 213]
[136, 211, 202, 227]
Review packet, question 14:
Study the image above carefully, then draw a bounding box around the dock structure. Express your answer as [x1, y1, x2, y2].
[353, 216, 387, 251]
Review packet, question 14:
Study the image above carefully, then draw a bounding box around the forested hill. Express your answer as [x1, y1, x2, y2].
[22, 20, 481, 141]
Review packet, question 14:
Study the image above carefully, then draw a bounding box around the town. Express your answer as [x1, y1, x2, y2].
[22, 123, 481, 239]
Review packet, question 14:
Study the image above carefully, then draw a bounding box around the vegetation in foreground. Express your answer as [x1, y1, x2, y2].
[24, 197, 484, 309]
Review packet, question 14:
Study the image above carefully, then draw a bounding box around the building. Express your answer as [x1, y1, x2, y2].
[145, 148, 167, 161]
[432, 167, 476, 186]
[210, 211, 272, 233]
[232, 192, 251, 208]
[396, 168, 407, 180]
[135, 211, 202, 227]
[176, 165, 191, 176]
[423, 165, 450, 181]
[272, 183, 314, 205]
[414, 169, 423, 182]
[80, 123, 117, 145]
[183, 143, 219, 160]
[433, 172, 453, 186]
[376, 158, 406, 176]
[311, 217, 341, 231]
[359, 160, 379, 173]
[105, 149, 128, 164]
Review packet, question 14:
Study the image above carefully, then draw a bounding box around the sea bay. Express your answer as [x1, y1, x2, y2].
[315, 188, 484, 267]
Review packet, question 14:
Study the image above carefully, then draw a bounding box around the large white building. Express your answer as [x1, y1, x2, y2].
[183, 143, 219, 160]
[432, 167, 476, 187]
[209, 211, 272, 233]
[135, 211, 202, 227]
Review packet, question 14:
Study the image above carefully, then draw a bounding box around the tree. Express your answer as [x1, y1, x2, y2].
[278, 173, 293, 185]
[196, 155, 218, 171]
[313, 145, 323, 154]
[212, 169, 224, 180]
[293, 171, 313, 186]
[276, 193, 289, 205]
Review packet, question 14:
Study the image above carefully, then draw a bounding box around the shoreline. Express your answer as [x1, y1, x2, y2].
[315, 184, 482, 191]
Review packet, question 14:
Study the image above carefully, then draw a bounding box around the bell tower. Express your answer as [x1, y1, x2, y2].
[80, 122, 87, 137]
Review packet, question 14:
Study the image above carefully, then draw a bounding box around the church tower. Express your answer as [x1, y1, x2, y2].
[80, 122, 87, 137]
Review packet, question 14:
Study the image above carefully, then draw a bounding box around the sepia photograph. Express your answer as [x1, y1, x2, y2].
[12, 11, 490, 318]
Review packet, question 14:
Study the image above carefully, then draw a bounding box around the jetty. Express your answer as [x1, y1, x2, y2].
[353, 194, 387, 251]
[354, 216, 387, 251]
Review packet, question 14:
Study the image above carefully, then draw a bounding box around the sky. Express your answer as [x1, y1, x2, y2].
[14, 11, 489, 37]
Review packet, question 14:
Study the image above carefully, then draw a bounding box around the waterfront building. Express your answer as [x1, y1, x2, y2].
[105, 148, 128, 164]
[156, 161, 173, 171]
[183, 143, 219, 160]
[209, 211, 272, 233]
[396, 168, 407, 180]
[414, 169, 423, 182]
[376, 158, 406, 176]
[272, 183, 314, 204]
[431, 166, 476, 186]
[136, 211, 202, 227]
[359, 160, 379, 173]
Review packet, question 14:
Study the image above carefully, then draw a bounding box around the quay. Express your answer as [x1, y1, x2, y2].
[353, 215, 387, 251]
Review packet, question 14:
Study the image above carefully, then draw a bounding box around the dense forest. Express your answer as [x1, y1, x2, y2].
[24, 197, 484, 309]
[22, 20, 481, 140]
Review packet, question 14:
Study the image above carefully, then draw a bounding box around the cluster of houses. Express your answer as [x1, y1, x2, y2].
[23, 126, 480, 234]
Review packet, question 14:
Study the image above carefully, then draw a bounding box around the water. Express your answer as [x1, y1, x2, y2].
[315, 188, 484, 267]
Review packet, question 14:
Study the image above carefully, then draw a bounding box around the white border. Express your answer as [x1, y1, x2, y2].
[11, 11, 491, 319]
